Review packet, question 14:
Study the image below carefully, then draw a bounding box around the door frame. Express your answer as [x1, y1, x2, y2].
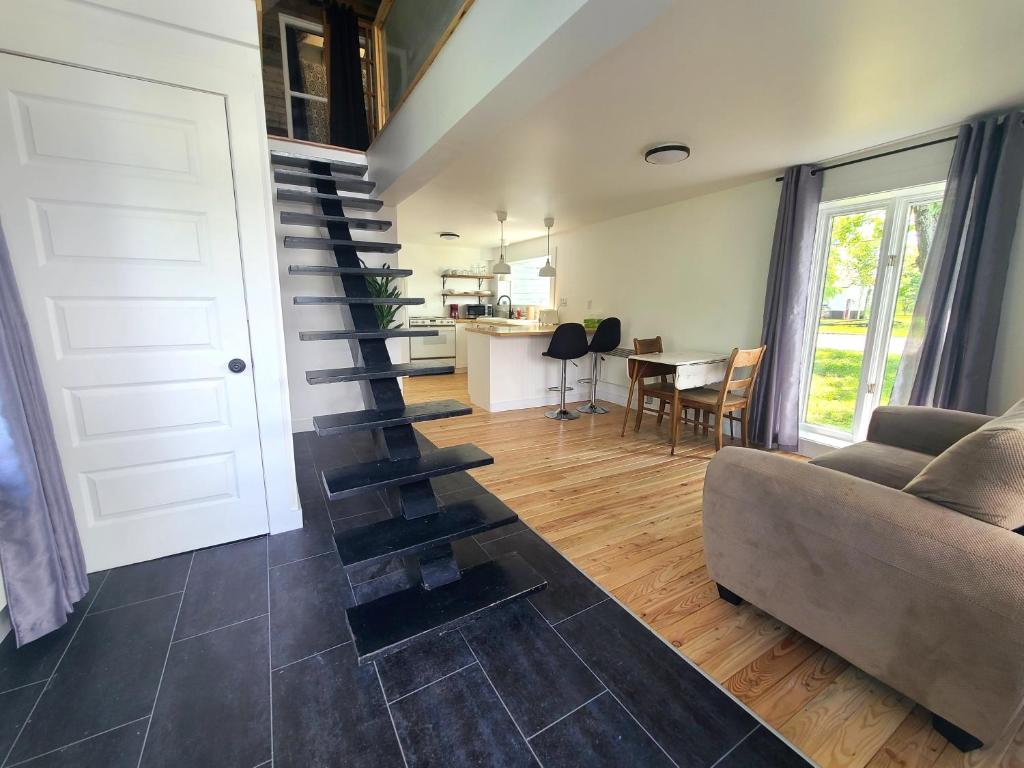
[0, 0, 301, 535]
[799, 182, 946, 443]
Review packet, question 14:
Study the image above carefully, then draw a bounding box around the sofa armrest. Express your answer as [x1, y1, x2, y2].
[703, 447, 1024, 744]
[866, 405, 992, 456]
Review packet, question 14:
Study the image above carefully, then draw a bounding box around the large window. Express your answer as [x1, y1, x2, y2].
[801, 183, 944, 442]
[507, 257, 554, 308]
[280, 15, 329, 144]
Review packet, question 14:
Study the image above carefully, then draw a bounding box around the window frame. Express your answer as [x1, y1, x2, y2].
[279, 14, 329, 141]
[506, 254, 555, 308]
[799, 181, 946, 445]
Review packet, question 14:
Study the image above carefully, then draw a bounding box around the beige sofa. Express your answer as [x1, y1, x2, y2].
[703, 406, 1024, 751]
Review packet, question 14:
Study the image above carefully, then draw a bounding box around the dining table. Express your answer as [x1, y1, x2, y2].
[620, 349, 731, 437]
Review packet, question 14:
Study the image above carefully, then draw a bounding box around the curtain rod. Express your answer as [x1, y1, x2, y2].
[774, 135, 958, 182]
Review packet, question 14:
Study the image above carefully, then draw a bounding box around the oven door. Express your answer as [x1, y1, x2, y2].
[410, 327, 456, 360]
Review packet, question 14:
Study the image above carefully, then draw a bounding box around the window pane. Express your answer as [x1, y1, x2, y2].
[291, 96, 329, 144]
[286, 27, 327, 98]
[508, 257, 552, 307]
[805, 209, 886, 433]
[882, 199, 943, 403]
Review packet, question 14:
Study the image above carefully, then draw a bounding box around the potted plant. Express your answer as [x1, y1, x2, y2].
[360, 259, 402, 329]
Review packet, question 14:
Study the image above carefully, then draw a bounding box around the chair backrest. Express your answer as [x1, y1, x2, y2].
[545, 323, 589, 360]
[589, 317, 621, 353]
[717, 345, 767, 407]
[633, 336, 669, 384]
[633, 336, 662, 355]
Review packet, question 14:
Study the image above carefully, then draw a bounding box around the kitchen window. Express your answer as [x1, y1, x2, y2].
[800, 182, 944, 443]
[508, 256, 554, 308]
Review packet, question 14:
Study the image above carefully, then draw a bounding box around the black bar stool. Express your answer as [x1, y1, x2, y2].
[577, 317, 621, 414]
[542, 323, 589, 421]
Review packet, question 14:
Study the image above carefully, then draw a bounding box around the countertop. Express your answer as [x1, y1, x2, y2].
[464, 323, 563, 337]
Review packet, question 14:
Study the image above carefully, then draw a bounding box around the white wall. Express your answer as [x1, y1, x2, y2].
[501, 178, 782, 396]
[401, 241, 492, 318]
[271, 139, 405, 433]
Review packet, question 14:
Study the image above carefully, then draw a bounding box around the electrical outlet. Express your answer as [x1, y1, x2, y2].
[559, 297, 567, 307]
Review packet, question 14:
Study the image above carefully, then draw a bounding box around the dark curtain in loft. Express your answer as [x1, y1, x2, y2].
[327, 4, 370, 151]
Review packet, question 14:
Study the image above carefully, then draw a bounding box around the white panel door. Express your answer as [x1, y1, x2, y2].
[0, 54, 269, 570]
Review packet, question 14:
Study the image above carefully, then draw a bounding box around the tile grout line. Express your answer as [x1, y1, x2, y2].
[707, 725, 759, 768]
[386, 661, 479, 705]
[374, 662, 410, 768]
[171, 612, 269, 644]
[534, 600, 681, 768]
[268, 549, 334, 570]
[1, 569, 111, 768]
[459, 629, 545, 768]
[136, 552, 194, 768]
[89, 590, 185, 616]
[526, 690, 607, 741]
[265, 535, 274, 768]
[548, 597, 611, 628]
[270, 640, 353, 673]
[5, 715, 150, 768]
[0, 680, 49, 697]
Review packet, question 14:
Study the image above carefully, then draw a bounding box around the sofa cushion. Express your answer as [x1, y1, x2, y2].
[903, 399, 1024, 530]
[809, 441, 934, 490]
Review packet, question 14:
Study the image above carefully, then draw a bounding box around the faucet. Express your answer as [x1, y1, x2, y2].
[497, 295, 512, 319]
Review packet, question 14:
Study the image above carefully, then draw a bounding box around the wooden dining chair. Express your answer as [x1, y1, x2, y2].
[632, 336, 676, 432]
[670, 345, 766, 454]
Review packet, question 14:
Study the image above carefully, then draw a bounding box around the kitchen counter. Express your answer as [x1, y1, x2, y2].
[464, 323, 561, 337]
[467, 322, 593, 412]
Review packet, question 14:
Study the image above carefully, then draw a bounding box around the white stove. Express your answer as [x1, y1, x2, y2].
[408, 316, 456, 366]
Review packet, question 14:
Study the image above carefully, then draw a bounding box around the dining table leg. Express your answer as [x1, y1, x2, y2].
[670, 388, 681, 455]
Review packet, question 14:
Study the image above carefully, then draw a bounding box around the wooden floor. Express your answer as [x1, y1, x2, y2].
[405, 372, 1023, 768]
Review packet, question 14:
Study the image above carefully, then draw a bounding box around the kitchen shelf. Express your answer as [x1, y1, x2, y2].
[443, 272, 494, 279]
[443, 291, 493, 297]
[442, 272, 494, 295]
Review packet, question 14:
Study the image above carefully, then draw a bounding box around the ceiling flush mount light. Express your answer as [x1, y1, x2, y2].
[539, 217, 556, 277]
[493, 211, 511, 275]
[439, 231, 460, 241]
[644, 143, 691, 165]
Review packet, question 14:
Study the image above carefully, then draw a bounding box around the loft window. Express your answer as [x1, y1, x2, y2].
[280, 15, 329, 144]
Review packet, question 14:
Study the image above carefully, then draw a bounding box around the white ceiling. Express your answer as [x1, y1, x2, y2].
[396, 0, 1024, 248]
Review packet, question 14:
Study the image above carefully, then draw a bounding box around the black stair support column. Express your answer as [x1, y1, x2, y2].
[418, 543, 462, 589]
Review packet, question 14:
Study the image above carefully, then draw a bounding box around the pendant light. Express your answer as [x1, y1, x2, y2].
[493, 211, 511, 275]
[539, 217, 556, 277]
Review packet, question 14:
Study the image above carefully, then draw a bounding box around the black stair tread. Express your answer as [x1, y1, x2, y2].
[322, 444, 492, 500]
[280, 211, 392, 231]
[299, 329, 438, 341]
[278, 188, 383, 212]
[347, 553, 547, 662]
[273, 168, 376, 194]
[335, 493, 515, 568]
[294, 296, 424, 305]
[284, 238, 401, 253]
[289, 265, 410, 276]
[270, 150, 368, 177]
[306, 361, 455, 384]
[314, 399, 471, 435]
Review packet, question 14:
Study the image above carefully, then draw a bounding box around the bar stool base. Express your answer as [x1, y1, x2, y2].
[545, 409, 580, 421]
[577, 402, 609, 414]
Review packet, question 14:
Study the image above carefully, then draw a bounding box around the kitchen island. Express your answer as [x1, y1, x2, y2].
[466, 320, 589, 412]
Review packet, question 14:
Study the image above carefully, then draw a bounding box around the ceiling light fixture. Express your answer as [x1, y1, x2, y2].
[644, 143, 691, 165]
[439, 231, 460, 241]
[539, 217, 556, 277]
[493, 211, 511, 275]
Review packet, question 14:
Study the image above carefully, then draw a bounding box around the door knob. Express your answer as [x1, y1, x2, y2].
[228, 358, 247, 373]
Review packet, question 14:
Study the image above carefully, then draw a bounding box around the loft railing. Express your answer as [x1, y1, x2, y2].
[370, 0, 475, 134]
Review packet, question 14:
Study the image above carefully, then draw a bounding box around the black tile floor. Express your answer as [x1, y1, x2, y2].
[0, 431, 811, 767]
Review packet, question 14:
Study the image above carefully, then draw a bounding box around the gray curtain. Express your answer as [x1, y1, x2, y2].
[749, 165, 823, 451]
[0, 221, 88, 646]
[891, 111, 1024, 412]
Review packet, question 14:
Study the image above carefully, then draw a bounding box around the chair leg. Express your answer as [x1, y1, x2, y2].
[693, 409, 701, 434]
[634, 392, 645, 432]
[656, 399, 666, 425]
[545, 360, 580, 421]
[670, 390, 681, 455]
[702, 409, 710, 436]
[577, 354, 608, 414]
[741, 407, 750, 447]
[713, 408, 724, 451]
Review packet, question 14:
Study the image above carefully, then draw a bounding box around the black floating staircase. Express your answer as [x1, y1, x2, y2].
[275, 151, 546, 662]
